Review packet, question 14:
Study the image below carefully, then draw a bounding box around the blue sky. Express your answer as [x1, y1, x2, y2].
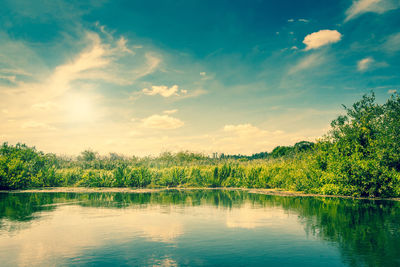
[0, 0, 399, 156]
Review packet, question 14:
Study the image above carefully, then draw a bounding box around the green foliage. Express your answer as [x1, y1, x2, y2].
[314, 93, 400, 197]
[0, 143, 60, 189]
[270, 146, 294, 158]
[79, 149, 98, 162]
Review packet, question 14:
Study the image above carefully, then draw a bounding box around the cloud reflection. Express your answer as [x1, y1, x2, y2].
[0, 205, 184, 266]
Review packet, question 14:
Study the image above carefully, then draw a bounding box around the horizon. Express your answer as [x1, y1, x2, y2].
[2, 140, 310, 158]
[1, 0, 399, 156]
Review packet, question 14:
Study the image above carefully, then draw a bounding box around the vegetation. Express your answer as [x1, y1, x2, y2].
[0, 93, 399, 197]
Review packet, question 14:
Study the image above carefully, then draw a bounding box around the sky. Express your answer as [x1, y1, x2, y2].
[0, 0, 399, 156]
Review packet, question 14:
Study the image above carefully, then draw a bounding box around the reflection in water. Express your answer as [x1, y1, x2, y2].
[0, 190, 399, 266]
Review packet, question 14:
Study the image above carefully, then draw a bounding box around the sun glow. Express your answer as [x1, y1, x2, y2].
[65, 94, 94, 123]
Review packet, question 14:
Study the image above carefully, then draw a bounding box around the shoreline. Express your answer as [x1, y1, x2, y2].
[1, 187, 399, 201]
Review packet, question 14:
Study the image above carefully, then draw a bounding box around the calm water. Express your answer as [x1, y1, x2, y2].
[0, 190, 399, 266]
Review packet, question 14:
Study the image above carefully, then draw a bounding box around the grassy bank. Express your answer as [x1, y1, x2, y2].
[1, 93, 400, 197]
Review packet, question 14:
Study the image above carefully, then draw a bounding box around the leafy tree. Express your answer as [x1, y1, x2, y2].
[316, 92, 400, 197]
[0, 143, 58, 189]
[270, 146, 294, 158]
[294, 141, 314, 152]
[79, 149, 98, 162]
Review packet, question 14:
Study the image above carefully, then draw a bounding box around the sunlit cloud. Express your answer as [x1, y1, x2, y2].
[141, 84, 190, 98]
[288, 18, 309, 23]
[303, 30, 342, 50]
[382, 32, 400, 53]
[141, 114, 184, 129]
[0, 68, 32, 77]
[298, 18, 309, 23]
[142, 85, 180, 97]
[21, 120, 56, 130]
[0, 74, 17, 83]
[357, 57, 388, 71]
[288, 53, 325, 74]
[224, 123, 271, 137]
[133, 53, 162, 79]
[116, 36, 134, 54]
[345, 0, 400, 22]
[357, 57, 374, 71]
[163, 109, 178, 115]
[31, 101, 58, 111]
[178, 88, 207, 99]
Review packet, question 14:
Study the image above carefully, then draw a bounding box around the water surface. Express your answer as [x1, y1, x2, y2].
[0, 190, 399, 266]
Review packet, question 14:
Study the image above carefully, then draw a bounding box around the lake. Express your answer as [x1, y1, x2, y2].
[0, 189, 399, 266]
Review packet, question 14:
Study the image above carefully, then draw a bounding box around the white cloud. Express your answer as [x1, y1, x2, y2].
[303, 30, 342, 50]
[357, 57, 388, 71]
[345, 0, 380, 21]
[21, 120, 56, 130]
[142, 85, 179, 97]
[357, 57, 374, 71]
[383, 32, 400, 53]
[345, 0, 400, 22]
[288, 53, 324, 74]
[288, 18, 309, 23]
[32, 101, 58, 110]
[51, 33, 109, 91]
[0, 75, 17, 83]
[298, 18, 309, 23]
[43, 31, 146, 97]
[289, 18, 309, 23]
[0, 68, 32, 77]
[163, 109, 178, 115]
[224, 124, 268, 137]
[116, 36, 134, 54]
[133, 53, 161, 79]
[141, 114, 184, 129]
[178, 88, 207, 99]
[199, 71, 213, 81]
[142, 85, 189, 97]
